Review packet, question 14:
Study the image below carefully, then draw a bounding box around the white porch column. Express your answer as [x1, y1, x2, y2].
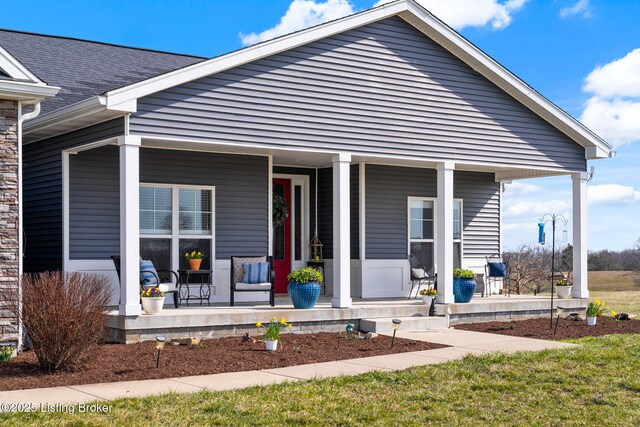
[118, 135, 142, 316]
[332, 153, 352, 308]
[436, 162, 455, 304]
[572, 171, 589, 298]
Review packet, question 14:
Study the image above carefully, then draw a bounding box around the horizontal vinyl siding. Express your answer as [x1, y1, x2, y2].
[314, 165, 360, 260]
[317, 168, 333, 259]
[68, 148, 268, 260]
[130, 17, 585, 172]
[23, 118, 124, 272]
[69, 146, 119, 259]
[365, 165, 499, 260]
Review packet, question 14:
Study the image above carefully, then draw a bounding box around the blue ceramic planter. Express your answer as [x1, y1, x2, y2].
[288, 281, 321, 309]
[454, 278, 476, 303]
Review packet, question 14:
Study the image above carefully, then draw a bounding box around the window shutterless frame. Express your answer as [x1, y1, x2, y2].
[140, 183, 215, 275]
[407, 196, 463, 272]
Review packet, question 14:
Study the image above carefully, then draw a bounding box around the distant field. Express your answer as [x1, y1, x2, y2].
[588, 271, 638, 292]
[589, 271, 639, 315]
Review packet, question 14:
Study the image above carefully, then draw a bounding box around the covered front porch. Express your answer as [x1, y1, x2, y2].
[61, 133, 592, 324]
[105, 295, 588, 343]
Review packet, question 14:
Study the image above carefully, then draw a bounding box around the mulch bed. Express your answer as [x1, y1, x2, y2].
[456, 316, 640, 340]
[0, 332, 446, 391]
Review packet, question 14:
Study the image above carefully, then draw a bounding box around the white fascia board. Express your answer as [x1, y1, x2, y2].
[0, 46, 43, 83]
[23, 96, 105, 134]
[585, 146, 610, 159]
[22, 96, 134, 139]
[400, 3, 611, 156]
[0, 80, 60, 101]
[103, 0, 409, 108]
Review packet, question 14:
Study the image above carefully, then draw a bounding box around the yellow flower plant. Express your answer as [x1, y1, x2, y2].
[184, 251, 204, 260]
[256, 316, 293, 341]
[586, 299, 605, 317]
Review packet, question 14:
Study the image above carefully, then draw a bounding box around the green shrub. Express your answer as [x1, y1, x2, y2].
[453, 268, 476, 278]
[287, 267, 323, 284]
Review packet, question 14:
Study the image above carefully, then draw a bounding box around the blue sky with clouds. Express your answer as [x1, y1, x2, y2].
[4, 0, 639, 251]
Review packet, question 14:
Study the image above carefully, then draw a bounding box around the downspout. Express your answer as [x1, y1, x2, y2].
[16, 101, 41, 352]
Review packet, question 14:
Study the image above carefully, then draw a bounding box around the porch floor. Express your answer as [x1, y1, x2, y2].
[105, 295, 588, 343]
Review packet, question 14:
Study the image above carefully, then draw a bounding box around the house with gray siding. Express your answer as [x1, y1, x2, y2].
[2, 0, 612, 323]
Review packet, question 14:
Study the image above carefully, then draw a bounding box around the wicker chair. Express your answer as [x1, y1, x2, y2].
[230, 256, 275, 306]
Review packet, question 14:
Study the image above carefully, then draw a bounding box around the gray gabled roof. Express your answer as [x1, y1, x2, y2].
[0, 29, 205, 114]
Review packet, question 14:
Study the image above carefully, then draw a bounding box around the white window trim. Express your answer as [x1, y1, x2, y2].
[140, 183, 215, 273]
[407, 196, 463, 270]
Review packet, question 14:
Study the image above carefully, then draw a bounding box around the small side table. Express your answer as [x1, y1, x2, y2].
[178, 269, 213, 306]
[306, 260, 326, 295]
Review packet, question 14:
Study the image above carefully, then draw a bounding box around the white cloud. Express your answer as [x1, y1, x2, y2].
[559, 0, 592, 19]
[374, 0, 528, 30]
[240, 0, 355, 46]
[505, 200, 570, 218]
[504, 181, 542, 195]
[580, 49, 640, 146]
[580, 98, 640, 146]
[583, 49, 640, 98]
[588, 184, 640, 206]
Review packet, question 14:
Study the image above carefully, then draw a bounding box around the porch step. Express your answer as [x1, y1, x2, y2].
[360, 316, 448, 333]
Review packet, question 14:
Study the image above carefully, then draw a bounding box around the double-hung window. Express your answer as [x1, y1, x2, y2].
[408, 198, 463, 272]
[140, 185, 214, 272]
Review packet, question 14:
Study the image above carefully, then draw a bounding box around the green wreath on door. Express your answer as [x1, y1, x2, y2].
[272, 193, 289, 228]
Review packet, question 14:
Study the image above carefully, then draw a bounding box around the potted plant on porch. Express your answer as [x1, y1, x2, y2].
[185, 251, 204, 270]
[453, 268, 477, 303]
[419, 288, 437, 305]
[287, 267, 323, 309]
[141, 287, 165, 315]
[555, 278, 572, 299]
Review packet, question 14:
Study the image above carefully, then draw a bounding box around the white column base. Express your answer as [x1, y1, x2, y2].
[118, 303, 142, 316]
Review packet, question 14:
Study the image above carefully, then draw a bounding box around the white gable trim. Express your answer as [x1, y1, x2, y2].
[0, 46, 42, 83]
[103, 0, 407, 110]
[0, 46, 59, 101]
[399, 3, 611, 158]
[25, 0, 610, 159]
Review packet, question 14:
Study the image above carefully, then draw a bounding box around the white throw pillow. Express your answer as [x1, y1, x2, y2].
[411, 268, 428, 279]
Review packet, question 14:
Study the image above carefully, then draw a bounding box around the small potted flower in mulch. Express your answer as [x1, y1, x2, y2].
[256, 316, 293, 351]
[586, 299, 606, 326]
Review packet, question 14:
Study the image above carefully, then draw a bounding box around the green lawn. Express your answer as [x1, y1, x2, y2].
[3, 334, 640, 426]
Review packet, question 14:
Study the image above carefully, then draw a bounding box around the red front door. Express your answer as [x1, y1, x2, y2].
[273, 179, 291, 293]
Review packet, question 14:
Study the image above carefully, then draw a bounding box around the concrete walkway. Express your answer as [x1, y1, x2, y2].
[0, 329, 576, 409]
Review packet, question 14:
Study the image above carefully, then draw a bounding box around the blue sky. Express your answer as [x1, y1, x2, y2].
[4, 0, 639, 251]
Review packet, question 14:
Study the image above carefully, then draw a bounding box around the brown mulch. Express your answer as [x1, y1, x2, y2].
[0, 332, 446, 391]
[456, 316, 640, 340]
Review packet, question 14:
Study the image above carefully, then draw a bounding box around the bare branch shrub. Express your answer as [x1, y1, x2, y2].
[4, 271, 112, 372]
[506, 244, 549, 295]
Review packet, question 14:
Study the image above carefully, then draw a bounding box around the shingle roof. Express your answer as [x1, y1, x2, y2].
[0, 29, 205, 114]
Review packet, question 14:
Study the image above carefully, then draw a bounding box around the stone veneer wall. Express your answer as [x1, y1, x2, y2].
[0, 100, 19, 346]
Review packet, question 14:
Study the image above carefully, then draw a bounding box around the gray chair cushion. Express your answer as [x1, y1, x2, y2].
[235, 282, 272, 290]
